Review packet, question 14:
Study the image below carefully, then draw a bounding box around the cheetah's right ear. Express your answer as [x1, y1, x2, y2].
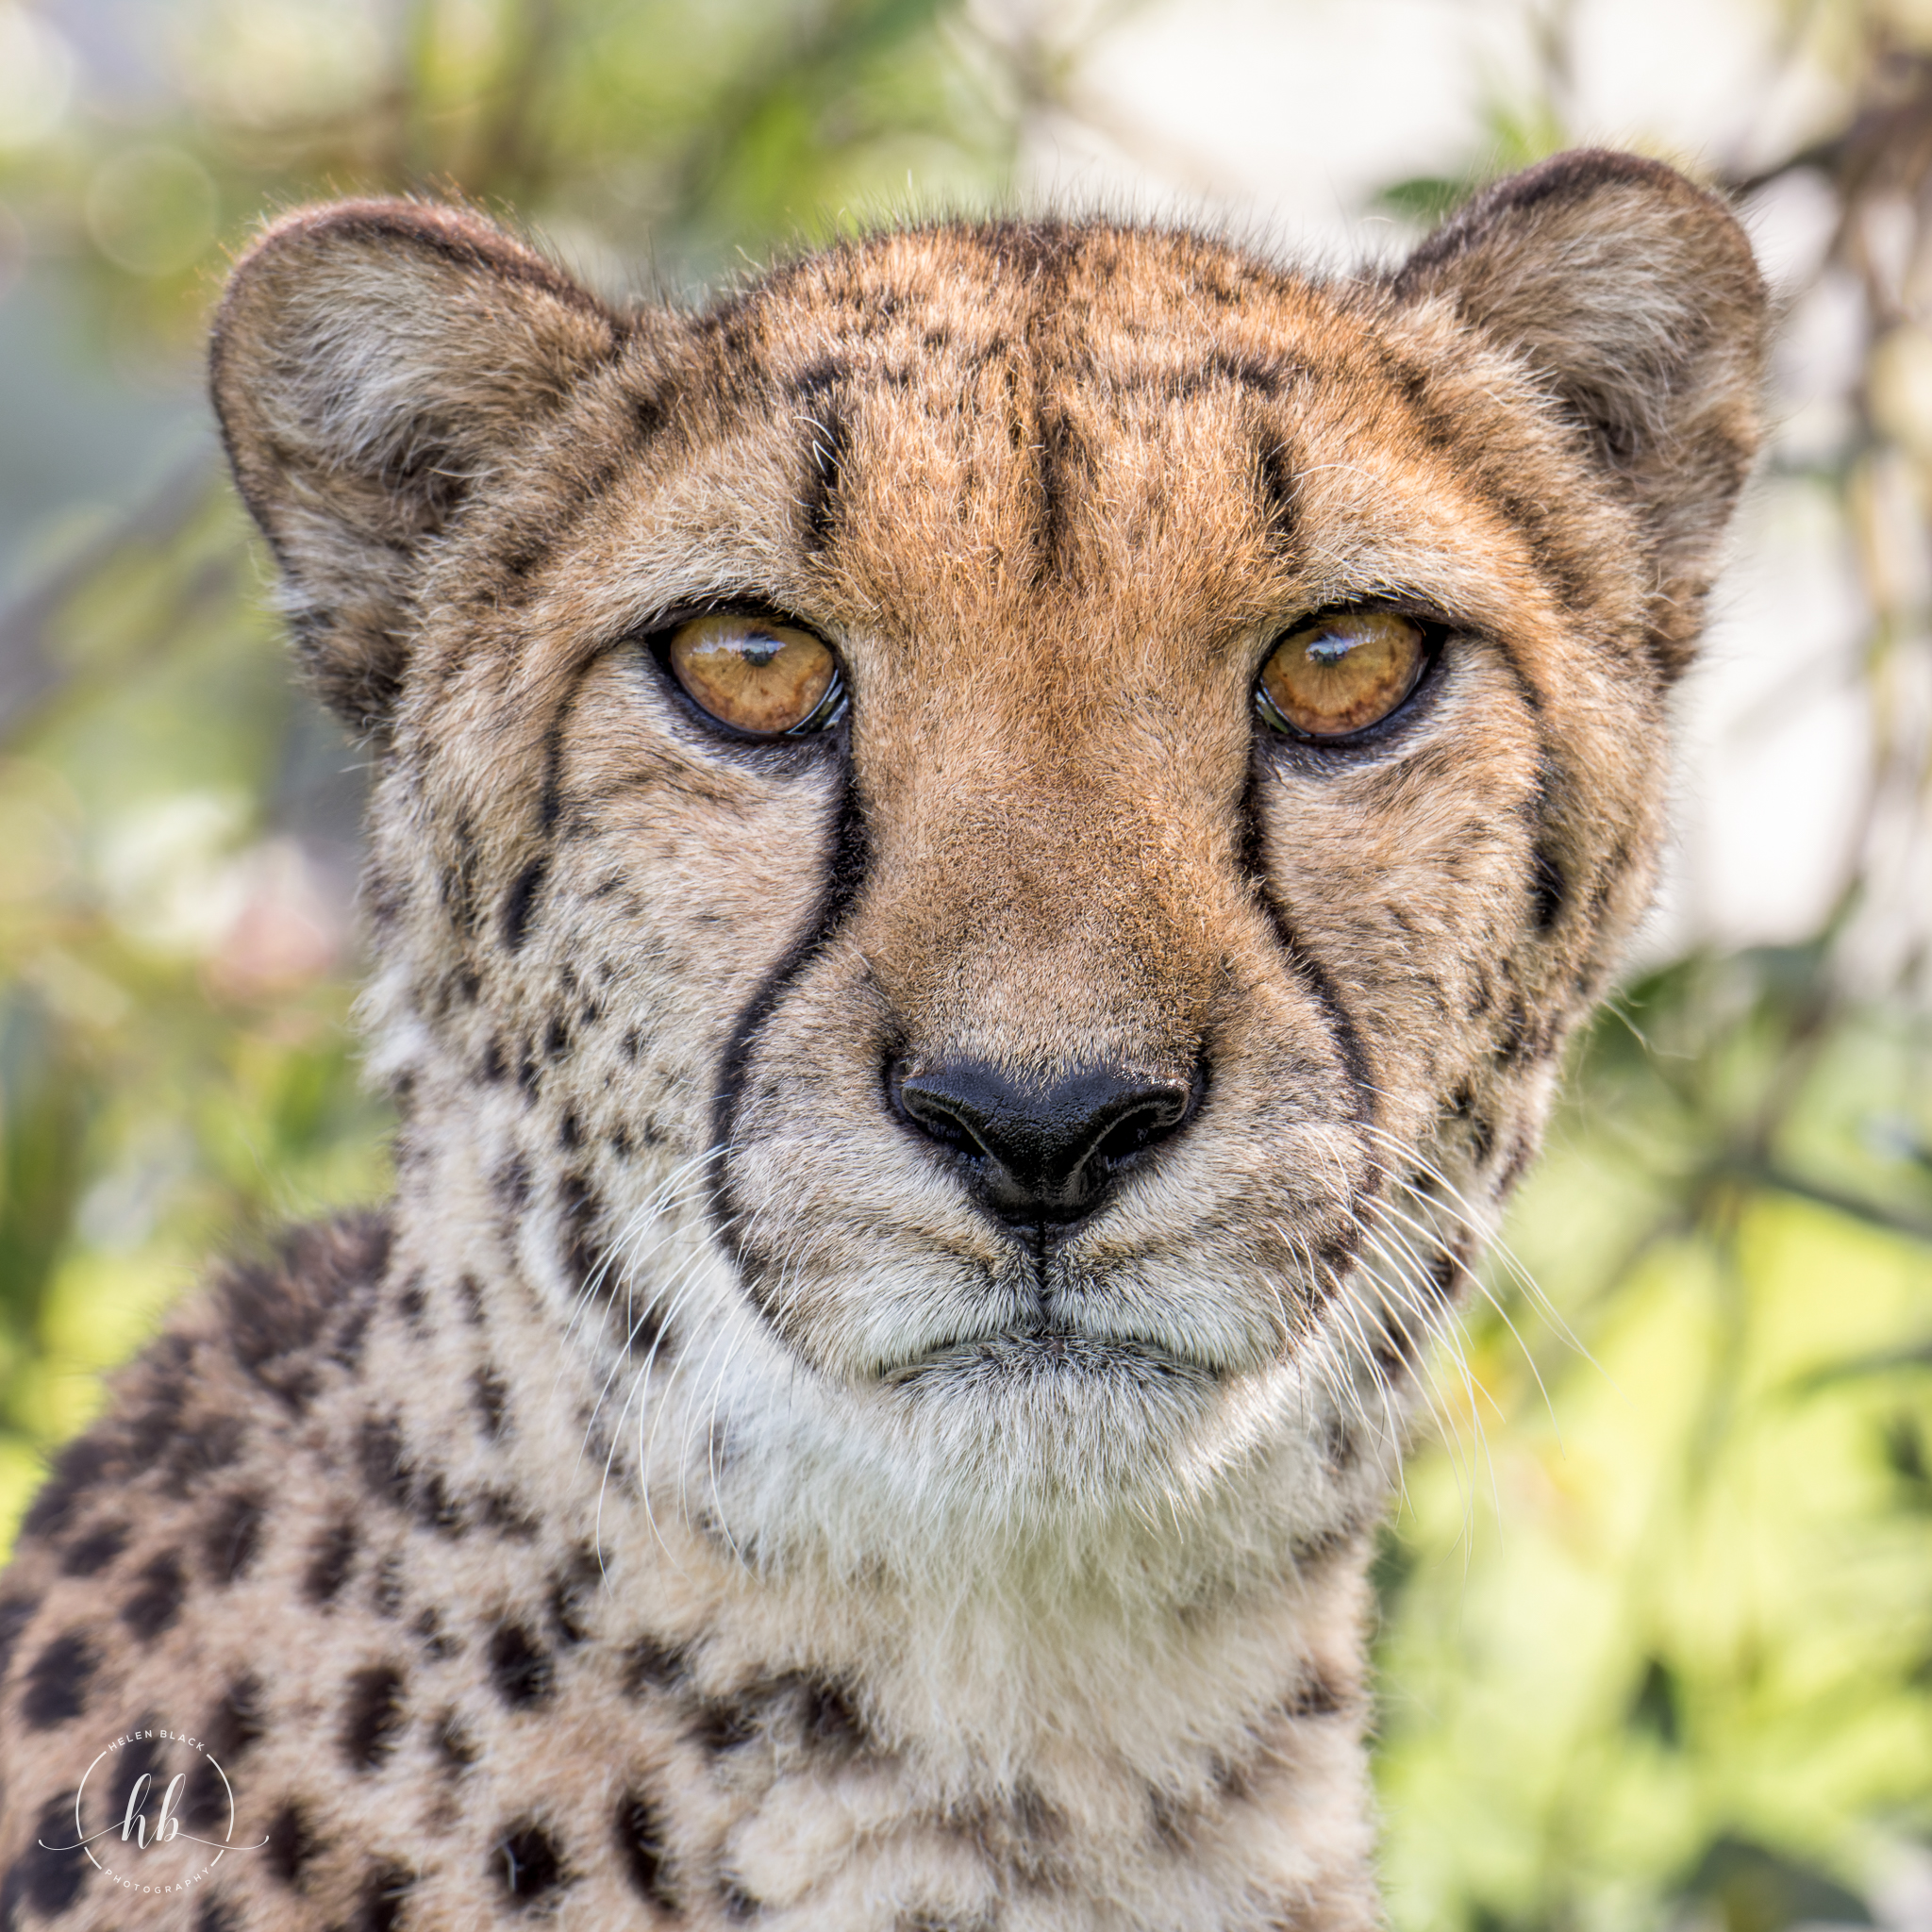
[210, 200, 625, 736]
[1391, 150, 1769, 677]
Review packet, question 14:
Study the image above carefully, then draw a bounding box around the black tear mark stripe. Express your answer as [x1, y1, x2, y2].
[707, 776, 871, 1322]
[1239, 765, 1378, 1141]
[537, 652, 602, 838]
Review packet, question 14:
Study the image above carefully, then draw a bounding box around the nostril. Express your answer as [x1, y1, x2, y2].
[886, 1055, 1205, 1224]
[1092, 1086, 1191, 1164]
[889, 1058, 996, 1161]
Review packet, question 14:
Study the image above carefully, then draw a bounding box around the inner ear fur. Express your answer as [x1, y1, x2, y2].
[1391, 149, 1770, 675]
[210, 200, 626, 734]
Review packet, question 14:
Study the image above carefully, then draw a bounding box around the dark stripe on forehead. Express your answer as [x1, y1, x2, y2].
[789, 359, 850, 556]
[708, 772, 871, 1321]
[1254, 439, 1300, 554]
[802, 410, 847, 555]
[1034, 405, 1090, 585]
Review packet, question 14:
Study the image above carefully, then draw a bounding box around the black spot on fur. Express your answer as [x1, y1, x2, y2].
[0, 1593, 37, 1682]
[495, 1154, 531, 1211]
[1531, 847, 1566, 929]
[517, 1047, 541, 1099]
[341, 1663, 408, 1771]
[205, 1491, 265, 1583]
[558, 1108, 581, 1150]
[415, 1468, 469, 1539]
[548, 1549, 600, 1646]
[633, 389, 668, 441]
[372, 1553, 408, 1618]
[1496, 1133, 1537, 1194]
[477, 1488, 540, 1539]
[481, 1036, 508, 1083]
[305, 1522, 359, 1604]
[473, 1364, 510, 1441]
[22, 1432, 114, 1540]
[693, 1695, 758, 1754]
[22, 1629, 93, 1726]
[616, 1789, 679, 1910]
[350, 1861, 416, 1932]
[60, 1520, 127, 1577]
[458, 1274, 485, 1324]
[265, 1799, 320, 1886]
[1285, 1671, 1346, 1719]
[205, 1674, 266, 1763]
[2, 1798, 90, 1917]
[415, 1606, 461, 1660]
[623, 1633, 688, 1695]
[1148, 1781, 1192, 1852]
[436, 1708, 479, 1773]
[493, 1820, 569, 1904]
[196, 1897, 242, 1932]
[544, 1015, 570, 1060]
[501, 857, 549, 949]
[489, 1621, 555, 1707]
[396, 1273, 429, 1328]
[330, 1302, 374, 1374]
[359, 1415, 412, 1509]
[1427, 1249, 1464, 1302]
[721, 1879, 763, 1919]
[221, 1215, 392, 1407]
[122, 1549, 187, 1639]
[558, 1170, 604, 1290]
[161, 1410, 248, 1497]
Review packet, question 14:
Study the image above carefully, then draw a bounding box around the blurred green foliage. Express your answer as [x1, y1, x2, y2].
[0, 2, 1928, 1928]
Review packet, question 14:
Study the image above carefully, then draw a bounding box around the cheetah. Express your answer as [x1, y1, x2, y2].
[0, 151, 1765, 1931]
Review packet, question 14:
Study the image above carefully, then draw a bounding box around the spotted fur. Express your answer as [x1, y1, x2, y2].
[0, 153, 1765, 1930]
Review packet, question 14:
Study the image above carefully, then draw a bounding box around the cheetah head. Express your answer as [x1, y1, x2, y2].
[211, 157, 1764, 1580]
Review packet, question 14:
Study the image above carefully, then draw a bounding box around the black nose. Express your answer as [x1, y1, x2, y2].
[888, 1057, 1202, 1225]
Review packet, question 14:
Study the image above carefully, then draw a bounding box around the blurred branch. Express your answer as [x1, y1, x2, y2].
[1710, 1158, 1932, 1243]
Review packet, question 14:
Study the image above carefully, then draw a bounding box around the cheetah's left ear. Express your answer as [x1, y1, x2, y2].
[1391, 149, 1769, 675]
[210, 199, 628, 736]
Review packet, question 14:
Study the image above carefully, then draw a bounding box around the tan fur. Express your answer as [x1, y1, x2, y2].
[0, 156, 1766, 1931]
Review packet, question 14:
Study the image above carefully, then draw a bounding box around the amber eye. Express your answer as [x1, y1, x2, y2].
[1256, 609, 1430, 741]
[664, 613, 842, 737]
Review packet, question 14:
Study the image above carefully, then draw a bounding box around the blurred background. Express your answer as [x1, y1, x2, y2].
[0, 0, 1927, 1924]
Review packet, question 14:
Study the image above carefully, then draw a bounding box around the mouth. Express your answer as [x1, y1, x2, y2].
[880, 1329, 1221, 1390]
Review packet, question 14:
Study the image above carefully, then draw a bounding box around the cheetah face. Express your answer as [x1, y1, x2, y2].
[212, 160, 1763, 1544]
